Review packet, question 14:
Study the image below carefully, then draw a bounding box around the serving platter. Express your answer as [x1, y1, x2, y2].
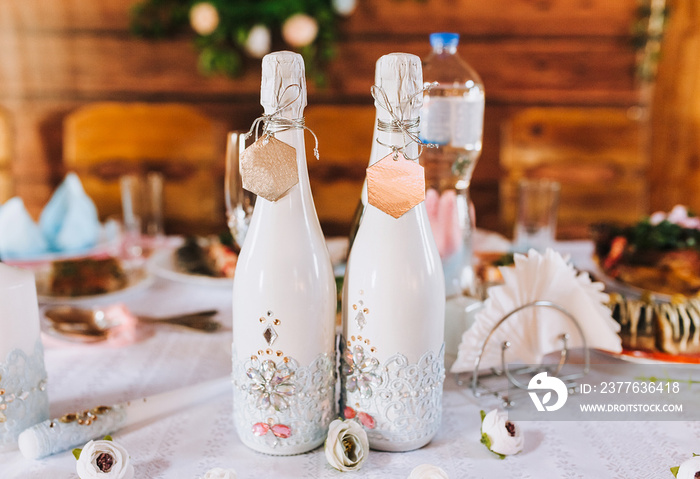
[34, 263, 152, 305]
[149, 248, 233, 287]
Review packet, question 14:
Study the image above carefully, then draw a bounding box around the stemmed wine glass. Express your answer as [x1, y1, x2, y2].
[224, 131, 256, 251]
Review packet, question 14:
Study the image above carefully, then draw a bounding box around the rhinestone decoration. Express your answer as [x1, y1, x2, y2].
[247, 359, 296, 411]
[341, 345, 382, 399]
[352, 300, 370, 330]
[58, 406, 112, 426]
[260, 311, 281, 347]
[263, 326, 278, 346]
[252, 420, 291, 439]
[343, 406, 376, 430]
[354, 311, 367, 330]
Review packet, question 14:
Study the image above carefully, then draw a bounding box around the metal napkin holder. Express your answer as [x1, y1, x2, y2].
[457, 300, 590, 408]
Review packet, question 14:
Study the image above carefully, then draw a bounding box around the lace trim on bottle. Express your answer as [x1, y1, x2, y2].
[340, 338, 445, 447]
[232, 350, 335, 453]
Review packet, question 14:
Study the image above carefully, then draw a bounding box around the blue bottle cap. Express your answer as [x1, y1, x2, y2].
[429, 32, 460, 49]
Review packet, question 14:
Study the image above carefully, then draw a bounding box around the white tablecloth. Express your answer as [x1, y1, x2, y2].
[2, 242, 699, 478]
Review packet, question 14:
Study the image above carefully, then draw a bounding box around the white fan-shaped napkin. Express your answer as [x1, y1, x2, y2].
[451, 248, 622, 373]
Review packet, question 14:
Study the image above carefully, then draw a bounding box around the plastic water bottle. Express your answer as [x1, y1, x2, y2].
[420, 32, 485, 367]
[421, 32, 484, 176]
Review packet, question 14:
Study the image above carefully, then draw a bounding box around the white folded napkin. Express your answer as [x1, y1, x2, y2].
[39, 173, 100, 253]
[0, 197, 49, 260]
[451, 248, 622, 373]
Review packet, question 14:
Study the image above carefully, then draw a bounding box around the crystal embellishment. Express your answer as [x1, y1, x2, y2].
[354, 311, 367, 330]
[263, 326, 278, 346]
[247, 360, 295, 411]
[341, 345, 382, 399]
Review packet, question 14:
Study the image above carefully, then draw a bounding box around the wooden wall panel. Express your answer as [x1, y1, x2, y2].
[2, 0, 636, 36]
[500, 107, 648, 238]
[345, 0, 637, 37]
[0, 0, 138, 31]
[649, 0, 700, 215]
[0, 107, 12, 202]
[0, 34, 636, 105]
[0, 0, 642, 235]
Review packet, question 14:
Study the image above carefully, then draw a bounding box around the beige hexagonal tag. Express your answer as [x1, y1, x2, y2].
[240, 135, 298, 202]
[367, 152, 425, 219]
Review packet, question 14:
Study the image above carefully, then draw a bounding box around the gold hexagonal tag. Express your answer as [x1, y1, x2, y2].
[240, 135, 299, 202]
[367, 152, 425, 219]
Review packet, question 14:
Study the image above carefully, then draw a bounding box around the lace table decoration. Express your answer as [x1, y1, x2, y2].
[0, 339, 49, 451]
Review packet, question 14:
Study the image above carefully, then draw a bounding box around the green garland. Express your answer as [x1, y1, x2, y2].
[130, 0, 339, 85]
[632, 0, 669, 83]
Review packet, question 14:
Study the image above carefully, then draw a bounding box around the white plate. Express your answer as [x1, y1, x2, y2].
[149, 248, 233, 287]
[35, 263, 153, 305]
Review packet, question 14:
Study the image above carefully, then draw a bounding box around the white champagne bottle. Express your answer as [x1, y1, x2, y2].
[341, 53, 446, 452]
[231, 51, 336, 455]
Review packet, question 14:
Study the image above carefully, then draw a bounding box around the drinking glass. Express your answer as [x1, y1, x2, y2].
[120, 171, 164, 258]
[224, 131, 256, 250]
[513, 178, 561, 253]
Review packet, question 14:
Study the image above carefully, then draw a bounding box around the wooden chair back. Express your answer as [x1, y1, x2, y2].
[64, 102, 224, 234]
[500, 107, 648, 238]
[0, 107, 12, 203]
[304, 105, 375, 236]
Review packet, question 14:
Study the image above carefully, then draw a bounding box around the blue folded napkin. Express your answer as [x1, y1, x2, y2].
[39, 173, 100, 253]
[0, 197, 49, 260]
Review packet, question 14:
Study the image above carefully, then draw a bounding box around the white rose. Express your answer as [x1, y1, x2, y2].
[189, 2, 219, 36]
[199, 467, 238, 479]
[480, 409, 523, 457]
[324, 418, 369, 472]
[676, 455, 700, 479]
[76, 439, 134, 479]
[408, 464, 449, 479]
[244, 25, 271, 59]
[281, 13, 319, 48]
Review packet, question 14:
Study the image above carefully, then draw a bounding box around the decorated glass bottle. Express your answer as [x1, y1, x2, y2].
[231, 51, 336, 455]
[341, 53, 446, 452]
